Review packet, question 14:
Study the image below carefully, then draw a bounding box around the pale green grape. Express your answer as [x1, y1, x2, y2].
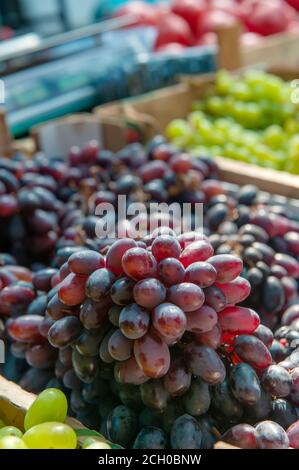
[165, 119, 191, 140]
[82, 438, 111, 449]
[24, 388, 68, 431]
[0, 436, 28, 449]
[85, 442, 112, 449]
[0, 426, 23, 438]
[23, 422, 77, 449]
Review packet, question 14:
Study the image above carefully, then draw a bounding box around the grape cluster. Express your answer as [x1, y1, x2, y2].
[10, 234, 260, 448]
[166, 70, 299, 173]
[2, 138, 299, 449]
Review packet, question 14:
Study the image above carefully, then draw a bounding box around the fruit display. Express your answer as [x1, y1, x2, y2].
[166, 70, 299, 173]
[113, 0, 299, 52]
[0, 388, 115, 449]
[2, 137, 299, 449]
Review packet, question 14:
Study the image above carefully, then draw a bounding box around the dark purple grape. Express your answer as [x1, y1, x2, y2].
[119, 303, 150, 340]
[86, 268, 115, 302]
[170, 414, 203, 449]
[230, 363, 261, 405]
[262, 365, 292, 398]
[255, 421, 289, 449]
[48, 316, 82, 348]
[133, 278, 166, 309]
[185, 343, 226, 385]
[133, 427, 167, 449]
[222, 424, 257, 449]
[111, 277, 135, 306]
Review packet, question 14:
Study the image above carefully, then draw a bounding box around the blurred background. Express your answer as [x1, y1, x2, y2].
[0, 0, 299, 137]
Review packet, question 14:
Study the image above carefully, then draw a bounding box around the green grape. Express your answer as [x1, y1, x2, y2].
[0, 426, 23, 439]
[83, 441, 111, 450]
[0, 436, 28, 449]
[83, 438, 111, 449]
[0, 419, 5, 429]
[215, 70, 234, 95]
[165, 119, 191, 140]
[23, 422, 77, 449]
[231, 81, 251, 101]
[24, 388, 68, 431]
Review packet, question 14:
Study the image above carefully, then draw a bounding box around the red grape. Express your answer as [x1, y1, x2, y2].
[287, 421, 299, 449]
[185, 343, 226, 385]
[134, 330, 170, 379]
[186, 305, 217, 334]
[157, 258, 185, 286]
[218, 306, 260, 335]
[108, 329, 133, 362]
[152, 235, 181, 262]
[85, 268, 115, 302]
[168, 282, 205, 312]
[222, 424, 257, 449]
[111, 277, 135, 306]
[152, 302, 187, 341]
[114, 357, 149, 385]
[122, 248, 157, 281]
[68, 250, 105, 275]
[233, 335, 272, 369]
[7, 315, 44, 343]
[215, 277, 251, 304]
[58, 273, 88, 306]
[163, 359, 191, 397]
[119, 303, 150, 339]
[194, 323, 222, 349]
[48, 316, 82, 348]
[184, 262, 217, 288]
[133, 278, 166, 309]
[106, 239, 137, 276]
[179, 240, 214, 268]
[208, 254, 243, 283]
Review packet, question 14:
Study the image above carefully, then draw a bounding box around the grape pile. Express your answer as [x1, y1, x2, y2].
[1, 138, 299, 449]
[166, 70, 299, 173]
[0, 388, 114, 449]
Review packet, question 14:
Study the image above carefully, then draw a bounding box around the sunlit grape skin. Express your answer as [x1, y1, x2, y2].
[58, 273, 88, 307]
[122, 248, 157, 281]
[24, 388, 67, 431]
[233, 334, 272, 369]
[68, 250, 105, 275]
[218, 306, 260, 335]
[152, 302, 187, 341]
[179, 240, 214, 268]
[208, 254, 243, 283]
[152, 235, 181, 262]
[106, 239, 137, 276]
[134, 330, 170, 379]
[7, 315, 44, 343]
[23, 422, 77, 449]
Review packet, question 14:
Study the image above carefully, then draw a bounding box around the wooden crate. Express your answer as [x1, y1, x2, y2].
[93, 68, 299, 199]
[0, 375, 114, 447]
